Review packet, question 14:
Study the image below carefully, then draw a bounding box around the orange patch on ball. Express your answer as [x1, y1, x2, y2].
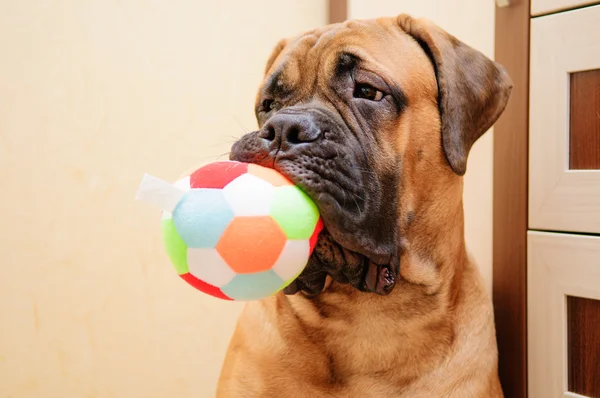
[216, 216, 287, 274]
[248, 164, 294, 187]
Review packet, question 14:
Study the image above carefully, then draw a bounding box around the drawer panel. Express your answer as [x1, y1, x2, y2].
[529, 5, 600, 234]
[528, 232, 600, 398]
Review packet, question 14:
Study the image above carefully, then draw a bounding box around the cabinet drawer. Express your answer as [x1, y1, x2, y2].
[529, 5, 600, 234]
[528, 232, 600, 398]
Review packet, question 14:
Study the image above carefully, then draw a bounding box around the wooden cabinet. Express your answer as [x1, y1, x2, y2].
[493, 1, 600, 396]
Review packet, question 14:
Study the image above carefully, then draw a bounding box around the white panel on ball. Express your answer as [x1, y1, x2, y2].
[187, 248, 237, 287]
[222, 173, 275, 216]
[271, 240, 311, 282]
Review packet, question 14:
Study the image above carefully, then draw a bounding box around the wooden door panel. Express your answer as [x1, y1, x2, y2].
[528, 232, 600, 398]
[529, 5, 600, 234]
[568, 296, 600, 397]
[569, 69, 600, 170]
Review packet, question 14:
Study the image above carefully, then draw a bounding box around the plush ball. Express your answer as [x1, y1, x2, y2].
[138, 161, 323, 301]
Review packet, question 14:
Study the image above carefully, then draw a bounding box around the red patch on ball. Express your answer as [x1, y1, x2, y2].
[190, 161, 248, 189]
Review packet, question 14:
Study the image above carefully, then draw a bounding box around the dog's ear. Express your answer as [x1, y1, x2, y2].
[397, 14, 513, 175]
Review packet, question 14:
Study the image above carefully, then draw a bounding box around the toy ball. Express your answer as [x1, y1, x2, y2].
[136, 161, 323, 301]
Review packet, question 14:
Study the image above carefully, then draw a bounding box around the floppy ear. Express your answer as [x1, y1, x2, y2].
[397, 14, 513, 175]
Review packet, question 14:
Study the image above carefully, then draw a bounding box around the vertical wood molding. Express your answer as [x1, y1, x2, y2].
[328, 0, 348, 24]
[493, 1, 530, 397]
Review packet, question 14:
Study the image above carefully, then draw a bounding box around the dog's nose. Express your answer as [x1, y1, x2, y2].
[259, 112, 322, 149]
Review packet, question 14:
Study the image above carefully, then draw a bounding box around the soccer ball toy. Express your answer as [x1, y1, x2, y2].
[136, 161, 323, 301]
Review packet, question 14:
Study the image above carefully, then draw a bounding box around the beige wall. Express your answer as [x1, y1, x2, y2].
[0, 1, 326, 397]
[349, 1, 497, 295]
[1, 1, 496, 396]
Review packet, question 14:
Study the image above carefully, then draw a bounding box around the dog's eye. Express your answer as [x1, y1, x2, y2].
[261, 99, 277, 111]
[353, 84, 384, 101]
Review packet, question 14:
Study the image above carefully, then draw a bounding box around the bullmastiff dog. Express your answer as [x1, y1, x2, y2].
[217, 13, 512, 398]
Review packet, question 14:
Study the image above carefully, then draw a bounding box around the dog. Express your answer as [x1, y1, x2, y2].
[216, 13, 512, 398]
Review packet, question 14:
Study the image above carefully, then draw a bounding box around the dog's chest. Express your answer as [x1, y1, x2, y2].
[306, 316, 459, 398]
[299, 290, 453, 389]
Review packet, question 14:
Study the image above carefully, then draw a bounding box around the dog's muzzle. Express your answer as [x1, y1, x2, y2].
[230, 106, 400, 296]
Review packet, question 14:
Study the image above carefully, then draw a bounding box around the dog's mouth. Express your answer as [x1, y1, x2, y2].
[269, 159, 398, 296]
[229, 104, 401, 296]
[229, 129, 400, 296]
[283, 227, 397, 296]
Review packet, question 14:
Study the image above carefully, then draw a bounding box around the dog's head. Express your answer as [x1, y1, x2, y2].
[230, 15, 512, 296]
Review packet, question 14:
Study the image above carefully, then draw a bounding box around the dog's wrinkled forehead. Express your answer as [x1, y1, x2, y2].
[256, 18, 438, 114]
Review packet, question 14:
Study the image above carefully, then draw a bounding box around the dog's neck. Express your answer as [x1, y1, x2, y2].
[399, 179, 467, 300]
[284, 177, 475, 383]
[309, 174, 468, 302]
